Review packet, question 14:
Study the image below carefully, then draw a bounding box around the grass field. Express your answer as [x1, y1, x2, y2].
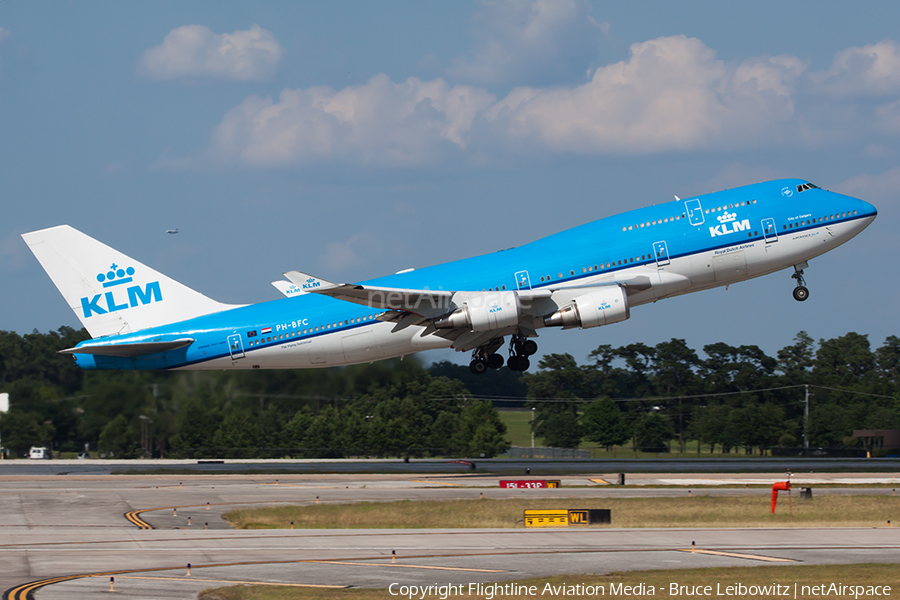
[198, 563, 899, 600]
[495, 409, 873, 459]
[497, 409, 539, 448]
[497, 409, 757, 458]
[223, 495, 900, 529]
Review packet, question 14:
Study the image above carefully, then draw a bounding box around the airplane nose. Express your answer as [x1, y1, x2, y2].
[860, 199, 878, 219]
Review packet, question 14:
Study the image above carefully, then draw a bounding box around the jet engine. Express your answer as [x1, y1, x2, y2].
[434, 291, 521, 331]
[543, 286, 629, 329]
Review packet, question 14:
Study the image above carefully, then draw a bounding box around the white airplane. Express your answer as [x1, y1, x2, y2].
[22, 179, 876, 374]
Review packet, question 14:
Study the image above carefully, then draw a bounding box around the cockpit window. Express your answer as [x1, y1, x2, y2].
[796, 183, 820, 193]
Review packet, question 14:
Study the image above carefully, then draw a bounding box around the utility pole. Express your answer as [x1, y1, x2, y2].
[803, 385, 810, 451]
[139, 415, 153, 459]
[0, 393, 8, 459]
[531, 407, 535, 454]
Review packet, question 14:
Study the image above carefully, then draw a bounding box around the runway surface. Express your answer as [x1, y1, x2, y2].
[1, 470, 899, 599]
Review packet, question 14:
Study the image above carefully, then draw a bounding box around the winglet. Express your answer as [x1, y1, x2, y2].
[271, 280, 306, 297]
[283, 271, 340, 293]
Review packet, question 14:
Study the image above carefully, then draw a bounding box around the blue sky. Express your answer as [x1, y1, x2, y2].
[2, 0, 899, 365]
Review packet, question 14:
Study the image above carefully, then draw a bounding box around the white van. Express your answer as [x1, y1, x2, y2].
[29, 447, 50, 459]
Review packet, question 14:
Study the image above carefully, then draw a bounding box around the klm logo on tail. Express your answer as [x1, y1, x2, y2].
[80, 263, 163, 317]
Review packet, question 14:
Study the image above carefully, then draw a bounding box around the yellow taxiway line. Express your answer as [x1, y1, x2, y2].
[678, 548, 796, 562]
[309, 560, 507, 572]
[117, 575, 346, 588]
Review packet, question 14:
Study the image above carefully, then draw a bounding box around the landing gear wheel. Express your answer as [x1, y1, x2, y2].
[487, 354, 504, 369]
[792, 286, 809, 302]
[791, 265, 809, 301]
[507, 355, 530, 372]
[469, 359, 488, 375]
[521, 339, 538, 356]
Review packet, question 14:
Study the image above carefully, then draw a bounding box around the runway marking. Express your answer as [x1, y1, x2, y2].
[123, 499, 306, 530]
[2, 554, 512, 597]
[116, 575, 347, 588]
[308, 560, 507, 572]
[589, 479, 611, 485]
[678, 548, 796, 562]
[124, 509, 154, 530]
[411, 480, 463, 486]
[0, 543, 870, 599]
[260, 483, 338, 488]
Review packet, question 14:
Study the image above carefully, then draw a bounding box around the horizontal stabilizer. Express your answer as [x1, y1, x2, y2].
[60, 339, 194, 357]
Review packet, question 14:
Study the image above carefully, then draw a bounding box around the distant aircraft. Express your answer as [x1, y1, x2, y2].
[22, 179, 876, 374]
[166, 229, 179, 234]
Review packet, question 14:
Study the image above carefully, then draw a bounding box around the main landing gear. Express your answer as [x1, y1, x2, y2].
[468, 335, 537, 374]
[791, 265, 809, 302]
[507, 335, 537, 373]
[469, 338, 505, 375]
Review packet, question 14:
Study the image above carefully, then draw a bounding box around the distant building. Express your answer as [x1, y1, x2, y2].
[852, 429, 900, 450]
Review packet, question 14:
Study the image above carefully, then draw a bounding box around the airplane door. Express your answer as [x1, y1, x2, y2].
[762, 218, 778, 243]
[653, 241, 670, 266]
[685, 199, 705, 226]
[515, 270, 532, 290]
[227, 334, 245, 360]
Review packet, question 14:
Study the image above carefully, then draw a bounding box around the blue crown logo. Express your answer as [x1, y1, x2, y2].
[96, 263, 135, 288]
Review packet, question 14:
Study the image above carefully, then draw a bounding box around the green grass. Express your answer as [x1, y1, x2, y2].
[497, 409, 541, 447]
[199, 564, 900, 600]
[223, 495, 900, 530]
[496, 409, 843, 459]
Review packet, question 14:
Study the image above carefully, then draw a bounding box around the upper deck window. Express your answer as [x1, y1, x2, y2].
[796, 183, 820, 193]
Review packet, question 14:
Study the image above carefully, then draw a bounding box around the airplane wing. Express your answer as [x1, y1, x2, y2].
[283, 269, 680, 352]
[60, 339, 195, 357]
[284, 271, 454, 318]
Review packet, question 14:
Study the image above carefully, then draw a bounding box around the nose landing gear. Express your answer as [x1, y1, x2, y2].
[791, 265, 809, 302]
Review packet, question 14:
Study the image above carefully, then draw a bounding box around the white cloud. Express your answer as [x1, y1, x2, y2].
[812, 39, 900, 97]
[138, 24, 282, 82]
[208, 36, 808, 166]
[446, 0, 605, 86]
[211, 74, 496, 166]
[191, 34, 900, 168]
[487, 36, 806, 153]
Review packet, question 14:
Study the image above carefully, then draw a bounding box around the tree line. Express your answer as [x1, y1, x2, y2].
[1, 327, 898, 458]
[0, 327, 507, 458]
[524, 332, 900, 454]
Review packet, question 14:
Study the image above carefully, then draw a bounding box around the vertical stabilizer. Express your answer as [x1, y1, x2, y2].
[22, 225, 236, 338]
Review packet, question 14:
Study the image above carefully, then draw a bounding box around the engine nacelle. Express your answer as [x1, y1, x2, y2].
[434, 291, 521, 331]
[543, 286, 629, 329]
